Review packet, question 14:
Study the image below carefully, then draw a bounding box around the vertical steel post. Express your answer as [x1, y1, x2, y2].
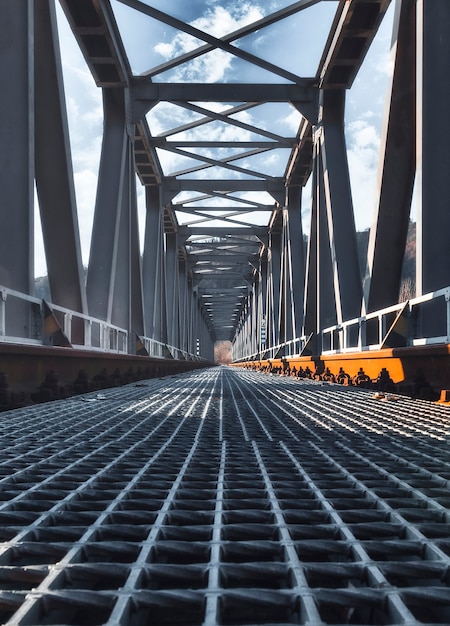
[111, 143, 132, 334]
[86, 89, 127, 323]
[268, 230, 282, 348]
[142, 187, 161, 339]
[165, 233, 180, 349]
[130, 167, 145, 339]
[110, 144, 144, 350]
[303, 143, 319, 340]
[178, 257, 188, 352]
[278, 211, 288, 346]
[286, 186, 305, 340]
[364, 0, 416, 313]
[416, 0, 450, 295]
[0, 1, 34, 337]
[258, 256, 268, 355]
[320, 89, 362, 324]
[34, 0, 87, 318]
[303, 139, 336, 347]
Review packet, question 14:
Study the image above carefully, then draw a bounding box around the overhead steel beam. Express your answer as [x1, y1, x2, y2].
[165, 145, 278, 180]
[163, 178, 284, 193]
[181, 227, 268, 238]
[189, 255, 254, 264]
[177, 206, 274, 213]
[175, 192, 275, 209]
[319, 0, 393, 88]
[34, 0, 87, 317]
[153, 141, 296, 149]
[119, 0, 318, 85]
[125, 0, 331, 79]
[59, 0, 130, 87]
[155, 102, 261, 139]
[131, 80, 318, 123]
[132, 80, 316, 103]
[134, 121, 163, 186]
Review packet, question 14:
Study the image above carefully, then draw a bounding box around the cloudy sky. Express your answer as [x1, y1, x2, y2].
[34, 0, 396, 276]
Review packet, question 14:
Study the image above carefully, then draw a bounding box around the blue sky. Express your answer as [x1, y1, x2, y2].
[34, 0, 395, 276]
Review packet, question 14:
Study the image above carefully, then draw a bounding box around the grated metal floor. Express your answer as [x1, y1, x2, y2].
[0, 367, 449, 625]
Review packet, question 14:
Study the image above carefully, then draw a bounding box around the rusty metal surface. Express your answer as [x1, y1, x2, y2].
[0, 367, 449, 624]
[0, 343, 210, 410]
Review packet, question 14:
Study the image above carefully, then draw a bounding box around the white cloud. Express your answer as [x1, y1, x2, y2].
[74, 169, 98, 267]
[283, 108, 302, 133]
[346, 119, 381, 231]
[153, 3, 265, 83]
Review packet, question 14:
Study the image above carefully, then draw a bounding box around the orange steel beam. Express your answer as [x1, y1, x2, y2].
[232, 344, 450, 401]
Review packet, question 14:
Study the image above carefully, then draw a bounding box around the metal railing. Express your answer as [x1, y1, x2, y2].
[232, 335, 310, 362]
[0, 284, 205, 360]
[0, 286, 44, 345]
[49, 301, 129, 353]
[0, 285, 128, 353]
[233, 285, 450, 360]
[322, 285, 450, 354]
[139, 335, 201, 361]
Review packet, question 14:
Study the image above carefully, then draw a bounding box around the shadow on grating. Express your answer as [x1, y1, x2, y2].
[0, 368, 450, 625]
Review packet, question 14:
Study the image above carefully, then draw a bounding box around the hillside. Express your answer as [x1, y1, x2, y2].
[357, 221, 416, 302]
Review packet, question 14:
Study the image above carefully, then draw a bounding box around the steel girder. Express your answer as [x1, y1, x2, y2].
[1, 0, 450, 359]
[0, 0, 89, 342]
[363, 0, 416, 314]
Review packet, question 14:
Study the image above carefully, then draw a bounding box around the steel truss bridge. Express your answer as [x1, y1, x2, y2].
[2, 4, 450, 625]
[1, 0, 450, 398]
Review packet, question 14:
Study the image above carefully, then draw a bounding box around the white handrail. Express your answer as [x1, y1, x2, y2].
[233, 285, 450, 360]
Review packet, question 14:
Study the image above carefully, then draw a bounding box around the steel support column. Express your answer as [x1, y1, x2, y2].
[142, 187, 163, 341]
[129, 167, 145, 338]
[34, 0, 87, 316]
[165, 233, 180, 349]
[267, 230, 282, 348]
[278, 212, 289, 346]
[303, 149, 319, 340]
[188, 286, 197, 356]
[286, 186, 306, 341]
[258, 256, 268, 355]
[364, 0, 416, 313]
[178, 257, 188, 353]
[416, 0, 450, 295]
[303, 142, 336, 345]
[320, 89, 362, 323]
[111, 144, 144, 342]
[86, 88, 127, 323]
[0, 1, 34, 336]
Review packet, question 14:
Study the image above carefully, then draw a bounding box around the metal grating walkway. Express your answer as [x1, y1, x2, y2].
[0, 367, 449, 625]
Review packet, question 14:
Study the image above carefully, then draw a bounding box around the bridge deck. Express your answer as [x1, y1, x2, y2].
[0, 367, 450, 625]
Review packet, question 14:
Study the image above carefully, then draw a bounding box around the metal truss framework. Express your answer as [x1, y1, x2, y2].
[0, 0, 449, 360]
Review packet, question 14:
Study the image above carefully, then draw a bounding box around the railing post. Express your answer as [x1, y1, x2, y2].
[446, 288, 450, 343]
[379, 315, 385, 347]
[359, 318, 366, 350]
[64, 313, 72, 342]
[85, 319, 92, 347]
[102, 324, 109, 351]
[0, 289, 6, 337]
